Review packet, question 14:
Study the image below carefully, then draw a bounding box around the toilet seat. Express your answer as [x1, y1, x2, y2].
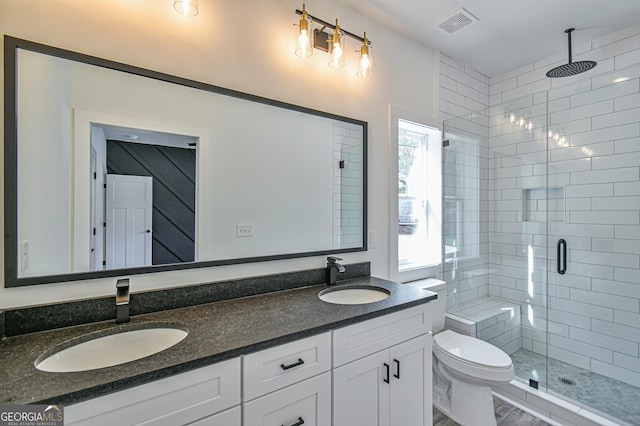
[433, 330, 514, 383]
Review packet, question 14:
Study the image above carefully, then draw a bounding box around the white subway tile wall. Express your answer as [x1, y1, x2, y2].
[440, 24, 640, 394]
[333, 121, 364, 248]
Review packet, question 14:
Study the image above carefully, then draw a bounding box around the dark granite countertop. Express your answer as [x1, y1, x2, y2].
[0, 276, 436, 405]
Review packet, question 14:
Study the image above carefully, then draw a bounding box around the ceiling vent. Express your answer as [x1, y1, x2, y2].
[436, 8, 478, 35]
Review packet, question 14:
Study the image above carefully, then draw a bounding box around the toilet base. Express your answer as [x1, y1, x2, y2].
[433, 378, 497, 426]
[433, 357, 498, 426]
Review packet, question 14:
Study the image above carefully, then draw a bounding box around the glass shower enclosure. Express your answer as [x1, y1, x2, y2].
[443, 63, 640, 426]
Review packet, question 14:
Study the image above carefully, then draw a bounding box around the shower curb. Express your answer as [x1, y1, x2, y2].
[493, 380, 626, 426]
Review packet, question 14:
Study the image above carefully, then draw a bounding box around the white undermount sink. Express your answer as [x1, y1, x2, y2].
[35, 326, 188, 373]
[318, 285, 390, 305]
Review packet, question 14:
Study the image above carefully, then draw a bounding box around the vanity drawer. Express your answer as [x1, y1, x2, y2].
[243, 371, 331, 426]
[243, 332, 331, 401]
[333, 303, 431, 367]
[66, 357, 241, 426]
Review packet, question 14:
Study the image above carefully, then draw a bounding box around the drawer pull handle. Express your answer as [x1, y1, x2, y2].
[383, 362, 390, 383]
[282, 417, 305, 426]
[281, 358, 305, 370]
[394, 358, 400, 379]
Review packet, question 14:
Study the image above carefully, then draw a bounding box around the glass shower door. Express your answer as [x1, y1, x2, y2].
[543, 65, 640, 425]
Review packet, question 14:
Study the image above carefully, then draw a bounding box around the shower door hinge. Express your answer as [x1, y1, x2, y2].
[529, 379, 539, 389]
[443, 140, 450, 147]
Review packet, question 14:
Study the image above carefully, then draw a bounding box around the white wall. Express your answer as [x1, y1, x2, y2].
[16, 49, 73, 276]
[0, 0, 439, 308]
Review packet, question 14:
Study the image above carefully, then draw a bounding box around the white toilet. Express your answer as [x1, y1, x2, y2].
[407, 279, 515, 426]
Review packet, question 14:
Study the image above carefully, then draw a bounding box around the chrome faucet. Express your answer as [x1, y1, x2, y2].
[326, 256, 345, 285]
[116, 278, 130, 324]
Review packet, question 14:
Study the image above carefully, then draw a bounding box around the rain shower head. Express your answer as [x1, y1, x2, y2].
[546, 28, 597, 78]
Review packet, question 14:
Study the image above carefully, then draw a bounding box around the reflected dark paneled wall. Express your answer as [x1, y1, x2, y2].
[107, 141, 196, 265]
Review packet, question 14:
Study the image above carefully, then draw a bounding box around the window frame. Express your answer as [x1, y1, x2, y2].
[388, 106, 442, 283]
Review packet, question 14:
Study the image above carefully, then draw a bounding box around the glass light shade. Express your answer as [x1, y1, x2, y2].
[328, 20, 345, 69]
[357, 34, 372, 78]
[174, 0, 198, 17]
[295, 16, 313, 58]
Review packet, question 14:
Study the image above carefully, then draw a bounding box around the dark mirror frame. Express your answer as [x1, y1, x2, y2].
[3, 35, 367, 287]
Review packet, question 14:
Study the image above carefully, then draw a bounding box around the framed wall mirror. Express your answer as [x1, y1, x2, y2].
[4, 36, 367, 287]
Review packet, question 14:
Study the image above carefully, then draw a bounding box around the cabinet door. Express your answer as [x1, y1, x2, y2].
[333, 350, 390, 426]
[243, 372, 331, 426]
[389, 335, 432, 426]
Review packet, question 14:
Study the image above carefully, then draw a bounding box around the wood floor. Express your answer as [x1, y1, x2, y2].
[433, 396, 551, 426]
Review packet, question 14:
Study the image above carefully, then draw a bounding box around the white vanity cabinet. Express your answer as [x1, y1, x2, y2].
[332, 304, 433, 426]
[242, 332, 332, 426]
[65, 357, 241, 426]
[63, 303, 433, 426]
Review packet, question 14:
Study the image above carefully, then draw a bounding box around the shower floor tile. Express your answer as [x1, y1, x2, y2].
[512, 349, 640, 426]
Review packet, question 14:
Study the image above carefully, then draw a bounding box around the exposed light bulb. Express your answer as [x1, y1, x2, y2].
[297, 32, 310, 56]
[359, 54, 370, 76]
[333, 44, 343, 59]
[510, 114, 516, 123]
[173, 0, 198, 17]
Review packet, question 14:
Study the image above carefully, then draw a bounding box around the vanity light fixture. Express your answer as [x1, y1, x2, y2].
[174, 0, 198, 17]
[294, 5, 372, 77]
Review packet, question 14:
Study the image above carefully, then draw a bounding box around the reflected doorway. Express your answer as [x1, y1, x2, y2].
[90, 124, 197, 270]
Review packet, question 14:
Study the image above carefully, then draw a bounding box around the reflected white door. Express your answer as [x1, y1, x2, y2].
[105, 174, 153, 269]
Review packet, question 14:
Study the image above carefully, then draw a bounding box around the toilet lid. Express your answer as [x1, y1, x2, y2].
[434, 330, 512, 369]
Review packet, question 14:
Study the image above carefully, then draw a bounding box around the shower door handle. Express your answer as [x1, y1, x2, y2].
[557, 239, 567, 275]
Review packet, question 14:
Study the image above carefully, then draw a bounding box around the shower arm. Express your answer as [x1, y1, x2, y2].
[566, 28, 574, 64]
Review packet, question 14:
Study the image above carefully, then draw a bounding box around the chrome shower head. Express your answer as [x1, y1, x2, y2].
[546, 28, 597, 78]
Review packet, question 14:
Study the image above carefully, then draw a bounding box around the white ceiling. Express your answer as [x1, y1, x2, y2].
[337, 0, 640, 77]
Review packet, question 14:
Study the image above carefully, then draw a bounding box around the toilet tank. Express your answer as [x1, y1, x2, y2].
[404, 278, 446, 333]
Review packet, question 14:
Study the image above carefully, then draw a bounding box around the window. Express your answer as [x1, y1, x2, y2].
[389, 109, 441, 282]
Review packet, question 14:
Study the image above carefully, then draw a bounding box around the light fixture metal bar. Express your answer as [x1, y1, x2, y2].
[295, 9, 372, 45]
